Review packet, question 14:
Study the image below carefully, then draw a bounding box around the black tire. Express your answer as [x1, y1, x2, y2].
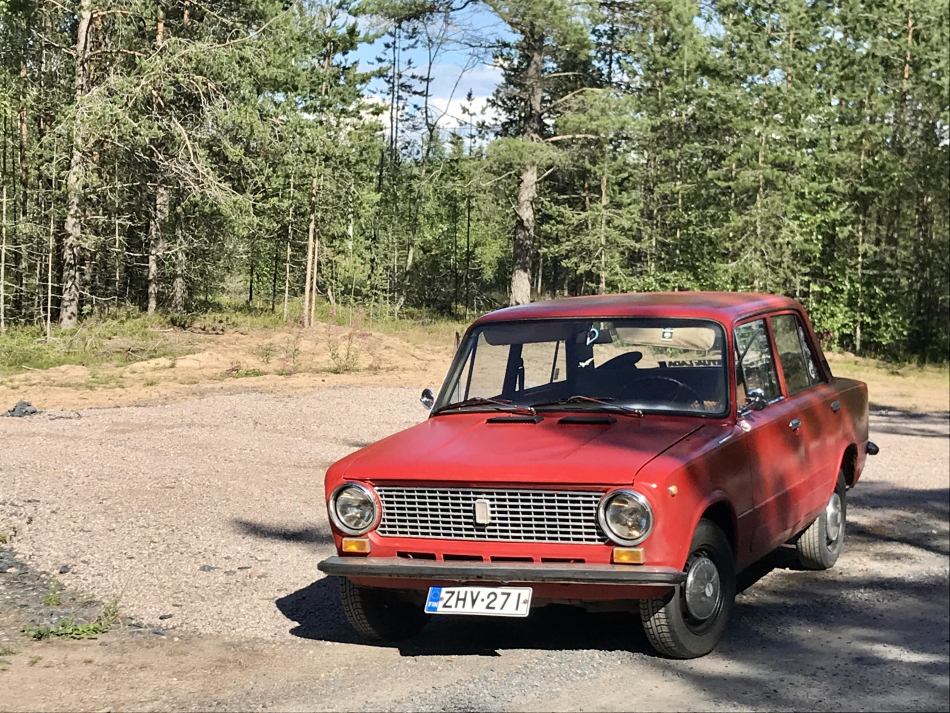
[639, 519, 736, 659]
[339, 578, 429, 642]
[796, 472, 847, 570]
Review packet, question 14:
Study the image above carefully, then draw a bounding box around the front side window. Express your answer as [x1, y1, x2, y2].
[771, 314, 823, 394]
[436, 318, 728, 416]
[735, 319, 781, 403]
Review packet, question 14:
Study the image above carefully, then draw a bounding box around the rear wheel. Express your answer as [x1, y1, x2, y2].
[639, 519, 736, 659]
[339, 578, 429, 642]
[796, 473, 847, 570]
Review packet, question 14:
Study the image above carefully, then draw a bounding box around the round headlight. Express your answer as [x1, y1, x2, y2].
[329, 483, 379, 535]
[598, 490, 653, 545]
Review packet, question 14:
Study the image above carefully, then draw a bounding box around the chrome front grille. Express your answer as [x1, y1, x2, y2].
[376, 487, 606, 544]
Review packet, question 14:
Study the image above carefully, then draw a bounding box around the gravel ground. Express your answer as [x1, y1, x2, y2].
[0, 388, 947, 711]
[1, 388, 424, 638]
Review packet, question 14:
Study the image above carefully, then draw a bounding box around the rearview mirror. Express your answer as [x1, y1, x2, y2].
[420, 388, 435, 410]
[740, 388, 768, 415]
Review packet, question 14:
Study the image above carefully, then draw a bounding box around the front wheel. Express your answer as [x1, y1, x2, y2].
[796, 473, 847, 570]
[339, 578, 429, 642]
[639, 519, 736, 659]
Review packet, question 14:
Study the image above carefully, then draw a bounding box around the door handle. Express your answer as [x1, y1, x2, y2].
[789, 418, 802, 431]
[830, 400, 841, 412]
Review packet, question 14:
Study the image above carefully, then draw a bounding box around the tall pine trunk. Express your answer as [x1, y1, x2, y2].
[60, 0, 92, 329]
[510, 30, 544, 306]
[147, 184, 168, 314]
[16, 57, 28, 316]
[302, 175, 318, 327]
[282, 175, 294, 321]
[600, 161, 608, 294]
[1, 187, 7, 334]
[147, 8, 166, 316]
[511, 164, 537, 305]
[172, 204, 186, 313]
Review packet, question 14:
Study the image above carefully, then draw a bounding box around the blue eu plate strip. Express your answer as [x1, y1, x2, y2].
[425, 587, 442, 612]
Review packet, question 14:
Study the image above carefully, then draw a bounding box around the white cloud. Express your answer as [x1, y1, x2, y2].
[426, 63, 502, 102]
[428, 95, 499, 130]
[361, 62, 503, 132]
[417, 63, 502, 130]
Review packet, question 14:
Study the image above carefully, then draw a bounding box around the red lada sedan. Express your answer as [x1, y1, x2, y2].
[318, 292, 877, 658]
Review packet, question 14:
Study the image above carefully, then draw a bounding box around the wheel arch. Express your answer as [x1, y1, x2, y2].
[699, 498, 738, 559]
[841, 443, 859, 487]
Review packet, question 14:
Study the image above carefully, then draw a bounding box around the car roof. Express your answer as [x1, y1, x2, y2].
[473, 292, 803, 327]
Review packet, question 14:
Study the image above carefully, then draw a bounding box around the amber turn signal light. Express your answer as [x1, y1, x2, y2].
[341, 537, 371, 554]
[612, 547, 644, 564]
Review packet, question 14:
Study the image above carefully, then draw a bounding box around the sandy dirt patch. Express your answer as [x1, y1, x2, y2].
[826, 352, 949, 413]
[0, 325, 455, 411]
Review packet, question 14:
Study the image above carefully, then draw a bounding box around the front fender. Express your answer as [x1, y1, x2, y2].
[636, 424, 750, 570]
[641, 480, 734, 571]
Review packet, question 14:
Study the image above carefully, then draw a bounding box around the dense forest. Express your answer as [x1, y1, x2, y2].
[0, 0, 946, 360]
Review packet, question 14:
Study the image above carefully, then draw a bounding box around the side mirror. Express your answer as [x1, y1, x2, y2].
[420, 388, 435, 410]
[740, 387, 768, 415]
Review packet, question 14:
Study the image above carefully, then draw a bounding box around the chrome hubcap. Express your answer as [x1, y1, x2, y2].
[826, 492, 842, 543]
[684, 556, 720, 621]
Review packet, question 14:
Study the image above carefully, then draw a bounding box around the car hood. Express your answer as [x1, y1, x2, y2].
[340, 412, 707, 486]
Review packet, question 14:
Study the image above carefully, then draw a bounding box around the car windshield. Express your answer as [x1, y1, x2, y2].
[435, 318, 728, 416]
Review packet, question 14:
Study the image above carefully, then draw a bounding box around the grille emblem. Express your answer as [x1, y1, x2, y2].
[474, 498, 492, 525]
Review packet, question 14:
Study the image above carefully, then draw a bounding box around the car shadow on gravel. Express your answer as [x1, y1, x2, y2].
[275, 576, 654, 657]
[847, 483, 950, 557]
[694, 570, 950, 711]
[870, 405, 949, 438]
[231, 519, 335, 545]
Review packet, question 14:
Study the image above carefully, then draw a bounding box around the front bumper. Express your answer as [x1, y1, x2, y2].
[318, 556, 685, 586]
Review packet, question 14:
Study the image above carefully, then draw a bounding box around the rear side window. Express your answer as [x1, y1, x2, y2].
[771, 314, 823, 394]
[735, 319, 781, 402]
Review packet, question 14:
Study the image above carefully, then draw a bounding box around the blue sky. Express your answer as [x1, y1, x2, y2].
[350, 6, 509, 130]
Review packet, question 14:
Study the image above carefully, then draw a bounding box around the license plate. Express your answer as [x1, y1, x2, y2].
[424, 586, 532, 617]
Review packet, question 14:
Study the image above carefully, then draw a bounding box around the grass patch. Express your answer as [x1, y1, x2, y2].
[187, 296, 301, 332]
[22, 596, 119, 641]
[0, 312, 195, 374]
[828, 352, 949, 386]
[22, 616, 108, 641]
[0, 296, 465, 376]
[59, 371, 125, 390]
[0, 646, 17, 656]
[28, 656, 41, 666]
[254, 343, 278, 364]
[224, 364, 264, 378]
[43, 583, 63, 607]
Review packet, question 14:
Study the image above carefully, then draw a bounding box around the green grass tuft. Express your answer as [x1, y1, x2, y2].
[43, 583, 63, 607]
[22, 596, 120, 641]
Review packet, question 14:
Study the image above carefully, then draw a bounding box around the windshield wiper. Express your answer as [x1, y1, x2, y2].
[434, 397, 537, 416]
[532, 395, 643, 417]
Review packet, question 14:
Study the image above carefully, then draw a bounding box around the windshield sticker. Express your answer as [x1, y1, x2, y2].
[586, 327, 600, 346]
[657, 359, 723, 368]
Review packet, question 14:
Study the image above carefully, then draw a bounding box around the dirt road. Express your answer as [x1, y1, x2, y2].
[1, 388, 947, 711]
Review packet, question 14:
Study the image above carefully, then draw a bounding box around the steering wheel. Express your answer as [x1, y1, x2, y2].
[630, 375, 705, 409]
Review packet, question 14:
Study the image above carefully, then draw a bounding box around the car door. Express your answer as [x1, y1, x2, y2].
[734, 316, 806, 557]
[769, 311, 840, 532]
